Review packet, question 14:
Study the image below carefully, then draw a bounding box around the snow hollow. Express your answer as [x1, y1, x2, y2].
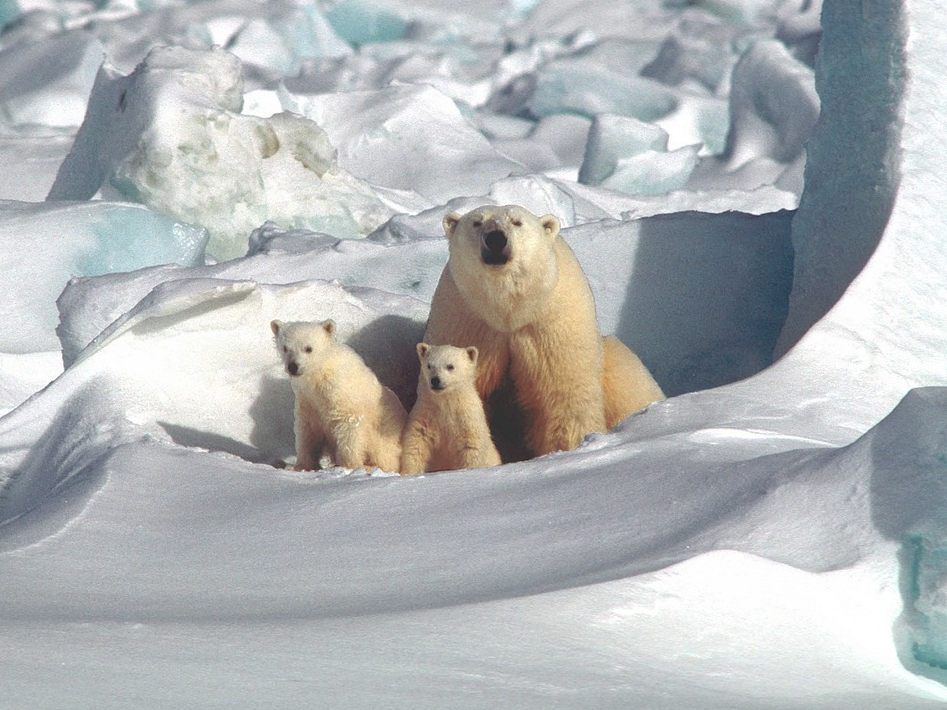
[1, 1, 946, 708]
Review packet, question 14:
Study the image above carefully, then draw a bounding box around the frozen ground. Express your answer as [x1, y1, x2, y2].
[1, 1, 946, 708]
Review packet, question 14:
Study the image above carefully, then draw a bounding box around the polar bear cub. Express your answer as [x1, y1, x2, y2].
[271, 319, 406, 473]
[401, 343, 502, 475]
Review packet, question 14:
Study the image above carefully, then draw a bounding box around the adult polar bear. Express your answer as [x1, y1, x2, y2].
[425, 204, 664, 459]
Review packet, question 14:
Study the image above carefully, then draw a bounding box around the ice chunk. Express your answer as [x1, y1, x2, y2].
[0, 200, 207, 353]
[684, 39, 817, 194]
[909, 536, 947, 670]
[0, 30, 104, 128]
[776, 0, 823, 66]
[525, 57, 679, 122]
[325, 0, 409, 46]
[0, 126, 76, 201]
[76, 0, 353, 77]
[281, 83, 521, 205]
[723, 39, 818, 167]
[641, 11, 742, 93]
[579, 114, 699, 195]
[48, 46, 390, 260]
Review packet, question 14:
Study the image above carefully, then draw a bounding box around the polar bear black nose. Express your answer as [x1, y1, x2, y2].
[483, 229, 507, 252]
[430, 376, 444, 390]
[287, 361, 299, 376]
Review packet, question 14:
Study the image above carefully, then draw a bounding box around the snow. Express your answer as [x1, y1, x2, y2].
[1, 0, 947, 707]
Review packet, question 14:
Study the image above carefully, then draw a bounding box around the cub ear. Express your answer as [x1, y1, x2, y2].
[443, 211, 462, 238]
[322, 319, 336, 338]
[416, 342, 430, 360]
[270, 320, 282, 336]
[540, 214, 560, 239]
[465, 346, 478, 365]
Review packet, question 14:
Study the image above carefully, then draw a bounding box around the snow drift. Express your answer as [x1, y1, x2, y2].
[1, 0, 946, 708]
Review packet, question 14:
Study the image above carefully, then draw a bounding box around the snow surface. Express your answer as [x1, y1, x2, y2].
[1, 1, 947, 708]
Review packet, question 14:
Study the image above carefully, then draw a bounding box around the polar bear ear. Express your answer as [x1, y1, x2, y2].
[443, 212, 462, 238]
[416, 342, 430, 360]
[465, 346, 478, 365]
[322, 320, 336, 338]
[270, 320, 282, 336]
[540, 214, 560, 239]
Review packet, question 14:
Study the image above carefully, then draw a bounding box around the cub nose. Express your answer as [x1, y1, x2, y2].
[430, 375, 443, 390]
[483, 229, 507, 252]
[287, 361, 299, 376]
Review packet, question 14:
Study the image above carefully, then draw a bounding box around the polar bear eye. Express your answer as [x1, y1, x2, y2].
[472, 220, 482, 228]
[446, 364, 454, 371]
[304, 346, 313, 353]
[282, 346, 288, 353]
[512, 218, 523, 227]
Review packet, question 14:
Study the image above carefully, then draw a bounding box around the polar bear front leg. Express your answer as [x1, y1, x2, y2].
[293, 399, 325, 471]
[510, 326, 607, 456]
[400, 417, 436, 475]
[331, 415, 368, 469]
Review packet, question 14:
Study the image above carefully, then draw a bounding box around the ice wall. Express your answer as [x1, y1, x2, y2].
[775, 3, 905, 354]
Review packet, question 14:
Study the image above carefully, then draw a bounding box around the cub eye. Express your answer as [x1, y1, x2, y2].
[282, 346, 288, 353]
[446, 364, 454, 371]
[304, 346, 313, 353]
[512, 219, 523, 227]
[472, 220, 483, 228]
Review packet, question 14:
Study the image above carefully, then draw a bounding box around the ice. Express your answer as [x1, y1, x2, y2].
[640, 10, 742, 92]
[0, 125, 75, 201]
[911, 536, 947, 670]
[0, 30, 104, 127]
[325, 0, 409, 46]
[0, 200, 207, 353]
[578, 114, 700, 195]
[281, 82, 521, 205]
[48, 45, 391, 260]
[526, 56, 679, 122]
[685, 38, 818, 194]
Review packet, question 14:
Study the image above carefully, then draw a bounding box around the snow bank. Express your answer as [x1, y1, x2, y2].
[48, 45, 390, 260]
[57, 208, 792, 396]
[0, 278, 426, 521]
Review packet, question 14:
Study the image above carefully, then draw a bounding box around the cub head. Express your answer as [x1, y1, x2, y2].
[270, 319, 336, 377]
[443, 204, 560, 270]
[416, 343, 478, 394]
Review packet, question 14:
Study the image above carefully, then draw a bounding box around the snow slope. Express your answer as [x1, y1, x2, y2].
[1, 1, 946, 708]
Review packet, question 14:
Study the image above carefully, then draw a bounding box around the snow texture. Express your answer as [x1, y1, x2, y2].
[1, 0, 947, 707]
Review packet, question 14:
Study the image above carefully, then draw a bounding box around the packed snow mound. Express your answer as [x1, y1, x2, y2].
[0, 199, 206, 354]
[48, 45, 391, 260]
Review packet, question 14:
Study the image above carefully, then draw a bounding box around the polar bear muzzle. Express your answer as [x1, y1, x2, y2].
[481, 227, 511, 266]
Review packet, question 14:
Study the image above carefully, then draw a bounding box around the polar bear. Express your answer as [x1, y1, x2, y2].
[271, 319, 406, 472]
[400, 343, 502, 474]
[424, 204, 664, 458]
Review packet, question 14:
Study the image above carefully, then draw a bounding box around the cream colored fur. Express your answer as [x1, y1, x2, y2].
[425, 205, 664, 457]
[271, 319, 406, 472]
[401, 343, 501, 474]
